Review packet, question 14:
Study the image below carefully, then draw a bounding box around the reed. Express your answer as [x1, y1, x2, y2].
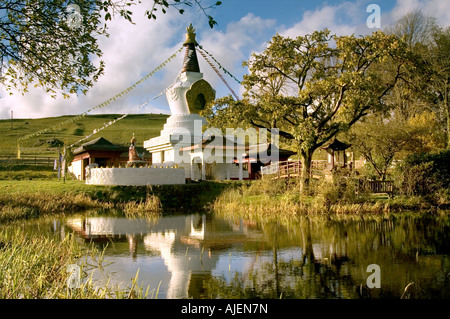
[121, 194, 162, 222]
[0, 191, 113, 223]
[212, 180, 406, 225]
[0, 227, 155, 299]
[0, 228, 88, 298]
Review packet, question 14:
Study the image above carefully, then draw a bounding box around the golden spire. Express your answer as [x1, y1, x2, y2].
[181, 24, 200, 73]
[184, 23, 198, 46]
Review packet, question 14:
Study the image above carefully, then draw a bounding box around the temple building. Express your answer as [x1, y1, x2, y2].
[68, 136, 151, 180]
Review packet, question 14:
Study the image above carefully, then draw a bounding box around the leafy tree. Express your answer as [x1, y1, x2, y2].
[202, 30, 416, 192]
[345, 111, 436, 181]
[385, 10, 450, 149]
[0, 0, 221, 97]
[428, 26, 450, 149]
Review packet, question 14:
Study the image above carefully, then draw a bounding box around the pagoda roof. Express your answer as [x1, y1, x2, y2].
[73, 137, 128, 155]
[323, 138, 351, 151]
[246, 143, 296, 157]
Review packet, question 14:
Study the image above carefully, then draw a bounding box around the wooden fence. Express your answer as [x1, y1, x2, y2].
[261, 160, 327, 179]
[261, 160, 395, 196]
[0, 155, 56, 167]
[359, 180, 394, 196]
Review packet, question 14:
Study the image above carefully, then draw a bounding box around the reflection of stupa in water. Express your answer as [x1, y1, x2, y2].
[143, 215, 220, 298]
[66, 214, 263, 299]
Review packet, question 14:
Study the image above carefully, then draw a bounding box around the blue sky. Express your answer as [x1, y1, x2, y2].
[1, 0, 450, 119]
[213, 0, 396, 30]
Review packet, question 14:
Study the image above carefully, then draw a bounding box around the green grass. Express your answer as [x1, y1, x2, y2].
[0, 113, 168, 157]
[0, 178, 234, 223]
[212, 179, 450, 225]
[0, 164, 56, 180]
[0, 224, 157, 299]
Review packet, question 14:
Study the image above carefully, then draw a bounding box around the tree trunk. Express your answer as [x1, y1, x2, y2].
[299, 148, 313, 194]
[445, 80, 450, 149]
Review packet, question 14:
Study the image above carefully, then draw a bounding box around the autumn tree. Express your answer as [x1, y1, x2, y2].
[428, 27, 450, 149]
[202, 29, 415, 192]
[0, 0, 221, 97]
[345, 111, 440, 181]
[386, 10, 450, 149]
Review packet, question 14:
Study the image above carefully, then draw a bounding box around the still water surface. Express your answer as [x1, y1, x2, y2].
[19, 211, 450, 298]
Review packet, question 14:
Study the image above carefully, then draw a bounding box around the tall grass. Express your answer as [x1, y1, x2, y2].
[213, 178, 408, 224]
[122, 194, 162, 222]
[0, 227, 155, 299]
[0, 191, 113, 223]
[0, 228, 94, 298]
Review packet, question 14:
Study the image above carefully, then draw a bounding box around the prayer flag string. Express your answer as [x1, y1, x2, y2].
[18, 47, 183, 143]
[67, 69, 183, 149]
[198, 46, 242, 85]
[197, 48, 240, 101]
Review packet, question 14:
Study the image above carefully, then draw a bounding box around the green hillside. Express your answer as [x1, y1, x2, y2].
[0, 114, 169, 157]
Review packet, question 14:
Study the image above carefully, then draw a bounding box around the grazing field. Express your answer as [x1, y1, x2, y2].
[0, 113, 168, 157]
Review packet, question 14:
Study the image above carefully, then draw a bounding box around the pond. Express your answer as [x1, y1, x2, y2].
[13, 210, 450, 299]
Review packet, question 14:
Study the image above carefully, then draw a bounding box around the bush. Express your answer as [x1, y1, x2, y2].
[313, 172, 364, 208]
[395, 150, 450, 197]
[242, 178, 290, 196]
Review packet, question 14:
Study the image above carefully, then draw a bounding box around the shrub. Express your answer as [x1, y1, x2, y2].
[242, 178, 289, 196]
[313, 172, 363, 208]
[394, 150, 450, 197]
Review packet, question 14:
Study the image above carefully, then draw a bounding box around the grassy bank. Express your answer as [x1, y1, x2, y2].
[1, 175, 448, 224]
[0, 179, 233, 223]
[212, 179, 450, 224]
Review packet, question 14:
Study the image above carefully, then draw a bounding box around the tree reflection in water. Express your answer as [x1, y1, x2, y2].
[202, 212, 450, 299]
[24, 210, 449, 299]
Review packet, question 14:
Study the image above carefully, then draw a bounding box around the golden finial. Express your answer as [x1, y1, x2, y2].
[184, 24, 198, 46]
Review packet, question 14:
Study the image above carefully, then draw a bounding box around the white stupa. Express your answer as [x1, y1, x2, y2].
[144, 24, 215, 163]
[144, 25, 248, 181]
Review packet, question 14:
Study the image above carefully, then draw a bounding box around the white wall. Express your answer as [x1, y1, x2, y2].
[152, 152, 164, 164]
[86, 167, 185, 185]
[68, 159, 83, 180]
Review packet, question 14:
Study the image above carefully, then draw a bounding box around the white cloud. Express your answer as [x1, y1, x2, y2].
[389, 0, 450, 26]
[0, 3, 189, 119]
[279, 2, 362, 38]
[390, 0, 421, 20]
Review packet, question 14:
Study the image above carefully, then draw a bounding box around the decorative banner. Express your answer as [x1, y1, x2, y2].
[197, 48, 240, 101]
[198, 46, 242, 85]
[18, 47, 184, 142]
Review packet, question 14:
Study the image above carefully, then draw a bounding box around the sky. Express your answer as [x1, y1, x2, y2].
[1, 0, 450, 120]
